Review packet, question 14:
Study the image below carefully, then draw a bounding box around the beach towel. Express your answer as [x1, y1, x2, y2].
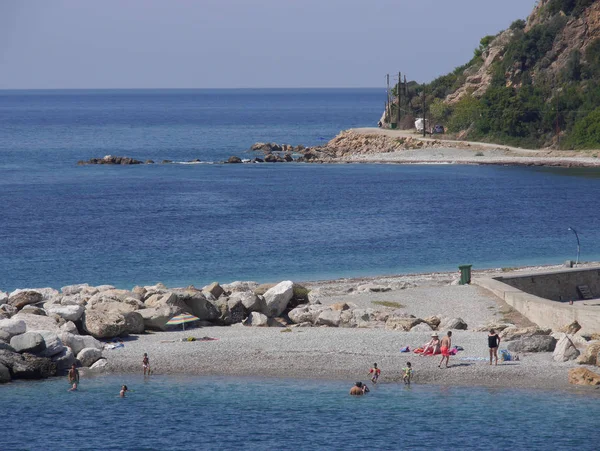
[413, 347, 440, 355]
[400, 346, 410, 353]
[500, 349, 512, 361]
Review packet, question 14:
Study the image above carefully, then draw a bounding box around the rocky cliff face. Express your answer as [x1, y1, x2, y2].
[447, 1, 600, 104]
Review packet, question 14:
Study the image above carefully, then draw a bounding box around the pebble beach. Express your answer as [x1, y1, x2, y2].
[99, 265, 596, 391]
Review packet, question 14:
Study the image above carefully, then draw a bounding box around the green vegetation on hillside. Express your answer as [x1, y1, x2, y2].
[396, 1, 600, 149]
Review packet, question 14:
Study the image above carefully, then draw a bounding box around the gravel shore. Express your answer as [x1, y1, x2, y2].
[99, 266, 598, 391]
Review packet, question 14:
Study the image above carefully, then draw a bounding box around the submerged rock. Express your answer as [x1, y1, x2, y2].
[77, 155, 144, 165]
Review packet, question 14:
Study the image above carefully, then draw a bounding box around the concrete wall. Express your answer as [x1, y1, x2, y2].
[474, 277, 600, 334]
[495, 267, 600, 302]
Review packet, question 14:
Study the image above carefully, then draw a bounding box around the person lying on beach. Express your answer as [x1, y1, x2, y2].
[143, 353, 150, 375]
[438, 331, 452, 368]
[422, 333, 441, 355]
[120, 385, 128, 398]
[350, 382, 370, 395]
[369, 363, 381, 384]
[403, 362, 413, 385]
[68, 363, 79, 385]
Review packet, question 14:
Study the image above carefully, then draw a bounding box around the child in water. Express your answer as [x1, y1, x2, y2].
[369, 363, 381, 384]
[403, 362, 413, 385]
[143, 353, 151, 375]
[120, 385, 128, 397]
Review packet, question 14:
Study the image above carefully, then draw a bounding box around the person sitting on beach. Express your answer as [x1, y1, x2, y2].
[403, 362, 413, 385]
[438, 331, 452, 368]
[68, 363, 79, 387]
[422, 333, 441, 355]
[120, 385, 128, 398]
[369, 363, 381, 384]
[143, 353, 150, 375]
[488, 329, 501, 366]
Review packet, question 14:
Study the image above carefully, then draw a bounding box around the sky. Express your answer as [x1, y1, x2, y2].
[0, 0, 538, 89]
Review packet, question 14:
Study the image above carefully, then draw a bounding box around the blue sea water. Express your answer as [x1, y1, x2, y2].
[1, 89, 600, 291]
[1, 375, 599, 451]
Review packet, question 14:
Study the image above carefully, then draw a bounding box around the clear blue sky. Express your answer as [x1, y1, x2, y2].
[0, 0, 537, 89]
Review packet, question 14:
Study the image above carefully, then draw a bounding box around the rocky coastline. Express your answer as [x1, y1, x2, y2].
[2, 267, 600, 388]
[77, 129, 600, 168]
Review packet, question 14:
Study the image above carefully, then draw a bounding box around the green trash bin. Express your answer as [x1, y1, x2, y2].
[458, 264, 472, 285]
[390, 123, 397, 129]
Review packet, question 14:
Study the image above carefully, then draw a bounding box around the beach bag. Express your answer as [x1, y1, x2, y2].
[500, 349, 512, 361]
[400, 346, 410, 353]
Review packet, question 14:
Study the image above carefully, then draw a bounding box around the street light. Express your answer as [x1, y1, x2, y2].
[567, 227, 580, 266]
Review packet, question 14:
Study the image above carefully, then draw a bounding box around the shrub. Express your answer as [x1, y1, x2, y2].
[566, 106, 600, 148]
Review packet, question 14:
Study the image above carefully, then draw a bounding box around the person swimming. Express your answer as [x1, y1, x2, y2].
[120, 385, 128, 397]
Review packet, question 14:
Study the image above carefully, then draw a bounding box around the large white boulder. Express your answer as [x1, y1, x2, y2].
[33, 330, 66, 357]
[138, 306, 181, 331]
[58, 332, 103, 355]
[12, 313, 62, 332]
[61, 284, 90, 296]
[553, 334, 580, 362]
[243, 312, 269, 327]
[51, 346, 76, 374]
[262, 281, 294, 317]
[45, 305, 84, 322]
[90, 358, 109, 371]
[82, 309, 128, 339]
[10, 332, 46, 354]
[229, 292, 264, 313]
[10, 288, 59, 303]
[77, 347, 103, 367]
[0, 319, 26, 337]
[316, 309, 342, 327]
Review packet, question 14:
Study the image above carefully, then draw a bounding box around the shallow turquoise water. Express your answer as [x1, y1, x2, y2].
[1, 375, 598, 450]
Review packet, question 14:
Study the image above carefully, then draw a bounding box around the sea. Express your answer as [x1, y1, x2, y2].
[2, 89, 600, 450]
[1, 89, 600, 292]
[1, 375, 599, 451]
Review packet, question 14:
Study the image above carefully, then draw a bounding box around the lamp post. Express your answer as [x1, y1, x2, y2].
[567, 227, 580, 266]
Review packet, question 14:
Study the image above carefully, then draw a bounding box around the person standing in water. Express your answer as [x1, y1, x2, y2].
[438, 331, 452, 368]
[68, 363, 79, 389]
[369, 363, 381, 384]
[120, 385, 128, 397]
[488, 329, 501, 366]
[402, 362, 413, 385]
[143, 353, 151, 375]
[350, 382, 370, 395]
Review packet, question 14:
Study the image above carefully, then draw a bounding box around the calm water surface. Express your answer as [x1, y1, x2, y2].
[1, 375, 598, 451]
[1, 89, 600, 290]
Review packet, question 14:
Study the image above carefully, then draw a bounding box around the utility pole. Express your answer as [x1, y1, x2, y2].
[422, 91, 426, 137]
[556, 92, 560, 149]
[398, 71, 402, 125]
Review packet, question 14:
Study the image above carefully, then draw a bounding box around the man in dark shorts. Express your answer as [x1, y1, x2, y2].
[488, 329, 501, 365]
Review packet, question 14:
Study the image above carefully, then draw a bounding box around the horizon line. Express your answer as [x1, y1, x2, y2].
[0, 87, 383, 92]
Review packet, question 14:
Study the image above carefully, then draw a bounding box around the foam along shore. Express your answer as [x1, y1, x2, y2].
[2, 263, 600, 389]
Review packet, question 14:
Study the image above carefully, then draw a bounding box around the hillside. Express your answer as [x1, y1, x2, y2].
[388, 0, 600, 150]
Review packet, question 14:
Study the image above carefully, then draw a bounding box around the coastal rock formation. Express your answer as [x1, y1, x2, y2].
[0, 350, 57, 380]
[8, 291, 43, 310]
[552, 334, 580, 362]
[243, 312, 269, 327]
[0, 319, 26, 337]
[500, 326, 551, 341]
[316, 309, 342, 327]
[138, 306, 181, 331]
[83, 309, 128, 338]
[0, 363, 10, 383]
[44, 305, 84, 322]
[12, 312, 64, 332]
[51, 347, 76, 374]
[439, 317, 468, 331]
[58, 332, 103, 356]
[77, 155, 144, 165]
[559, 320, 582, 335]
[36, 330, 66, 357]
[76, 347, 103, 367]
[262, 281, 294, 317]
[385, 316, 422, 331]
[576, 342, 600, 365]
[10, 332, 46, 354]
[507, 335, 557, 353]
[568, 367, 600, 386]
